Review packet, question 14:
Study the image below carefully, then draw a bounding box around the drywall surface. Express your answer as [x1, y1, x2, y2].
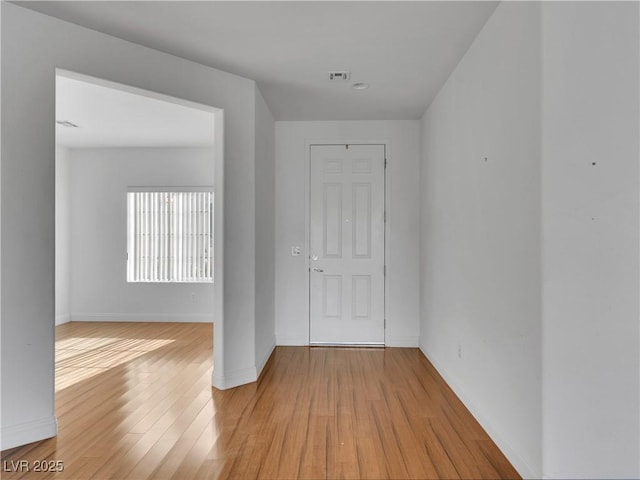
[420, 2, 541, 477]
[68, 147, 214, 322]
[541, 2, 640, 478]
[254, 88, 276, 372]
[55, 146, 71, 325]
[1, 2, 261, 449]
[274, 120, 421, 346]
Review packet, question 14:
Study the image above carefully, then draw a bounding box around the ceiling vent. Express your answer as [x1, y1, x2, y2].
[328, 71, 351, 81]
[56, 120, 79, 128]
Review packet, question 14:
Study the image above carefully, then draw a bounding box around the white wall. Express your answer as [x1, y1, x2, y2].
[275, 120, 421, 346]
[1, 2, 268, 450]
[421, 2, 640, 478]
[420, 3, 542, 477]
[254, 89, 276, 373]
[68, 147, 214, 323]
[55, 145, 71, 325]
[541, 3, 640, 478]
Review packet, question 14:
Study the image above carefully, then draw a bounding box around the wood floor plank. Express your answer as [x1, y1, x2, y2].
[1, 322, 520, 480]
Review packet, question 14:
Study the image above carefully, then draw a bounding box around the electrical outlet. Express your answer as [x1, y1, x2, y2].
[457, 344, 462, 359]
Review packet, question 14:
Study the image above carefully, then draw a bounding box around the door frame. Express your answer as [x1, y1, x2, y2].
[54, 69, 226, 388]
[304, 139, 390, 345]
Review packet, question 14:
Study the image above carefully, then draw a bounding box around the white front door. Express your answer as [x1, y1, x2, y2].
[309, 144, 385, 345]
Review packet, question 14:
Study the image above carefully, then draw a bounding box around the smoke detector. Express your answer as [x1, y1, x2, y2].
[328, 71, 351, 81]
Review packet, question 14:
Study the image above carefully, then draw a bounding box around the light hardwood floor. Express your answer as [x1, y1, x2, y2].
[1, 322, 520, 479]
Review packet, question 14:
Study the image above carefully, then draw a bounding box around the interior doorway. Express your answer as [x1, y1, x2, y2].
[308, 144, 386, 345]
[54, 69, 223, 392]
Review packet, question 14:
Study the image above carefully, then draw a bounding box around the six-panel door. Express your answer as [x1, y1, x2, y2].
[309, 144, 385, 344]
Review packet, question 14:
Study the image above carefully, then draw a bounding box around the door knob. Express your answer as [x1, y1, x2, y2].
[312, 268, 324, 272]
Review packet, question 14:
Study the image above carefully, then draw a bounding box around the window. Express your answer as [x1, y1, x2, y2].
[127, 190, 213, 283]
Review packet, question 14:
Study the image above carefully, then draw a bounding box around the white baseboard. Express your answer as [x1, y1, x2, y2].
[211, 366, 257, 390]
[211, 341, 276, 391]
[275, 336, 419, 347]
[256, 338, 276, 377]
[70, 313, 213, 323]
[385, 335, 419, 347]
[418, 343, 539, 480]
[276, 335, 419, 348]
[55, 314, 70, 325]
[1, 416, 58, 451]
[275, 335, 308, 346]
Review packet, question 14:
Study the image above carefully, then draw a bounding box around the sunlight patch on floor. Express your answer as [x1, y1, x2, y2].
[56, 337, 175, 391]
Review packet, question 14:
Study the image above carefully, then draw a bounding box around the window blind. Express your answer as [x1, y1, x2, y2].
[127, 191, 213, 283]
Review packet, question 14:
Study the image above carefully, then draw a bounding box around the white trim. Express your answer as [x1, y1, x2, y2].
[385, 335, 419, 348]
[70, 313, 213, 323]
[211, 108, 225, 398]
[55, 314, 71, 325]
[304, 139, 391, 346]
[256, 339, 276, 377]
[418, 344, 538, 480]
[212, 366, 257, 390]
[212, 342, 275, 390]
[276, 335, 313, 346]
[0, 416, 58, 451]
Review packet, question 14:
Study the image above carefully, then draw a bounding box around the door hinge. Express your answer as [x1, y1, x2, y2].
[384, 265, 386, 276]
[384, 211, 387, 223]
[384, 158, 387, 168]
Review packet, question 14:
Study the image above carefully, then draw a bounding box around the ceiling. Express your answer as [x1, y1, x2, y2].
[56, 74, 215, 148]
[18, 1, 498, 121]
